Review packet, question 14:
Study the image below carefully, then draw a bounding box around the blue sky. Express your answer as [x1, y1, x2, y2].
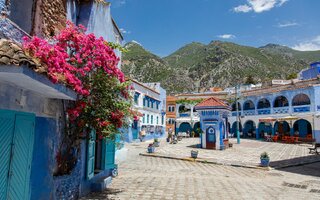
[109, 0, 320, 57]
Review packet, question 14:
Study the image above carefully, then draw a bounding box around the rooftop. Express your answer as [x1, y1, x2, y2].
[195, 97, 230, 110]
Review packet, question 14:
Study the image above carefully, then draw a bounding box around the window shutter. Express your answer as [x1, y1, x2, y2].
[86, 130, 96, 180]
[101, 138, 115, 170]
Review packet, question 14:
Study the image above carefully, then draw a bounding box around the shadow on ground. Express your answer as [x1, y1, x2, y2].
[81, 188, 123, 200]
[271, 155, 320, 177]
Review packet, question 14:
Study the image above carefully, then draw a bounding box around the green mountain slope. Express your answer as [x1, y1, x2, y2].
[122, 41, 320, 94]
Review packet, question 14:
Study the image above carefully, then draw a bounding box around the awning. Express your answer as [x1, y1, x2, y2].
[259, 117, 276, 123]
[259, 116, 300, 123]
[277, 116, 299, 121]
[0, 65, 76, 100]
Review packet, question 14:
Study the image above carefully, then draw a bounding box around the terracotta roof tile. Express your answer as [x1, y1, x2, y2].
[0, 39, 40, 68]
[195, 97, 230, 110]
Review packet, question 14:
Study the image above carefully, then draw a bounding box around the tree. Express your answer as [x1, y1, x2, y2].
[245, 75, 256, 84]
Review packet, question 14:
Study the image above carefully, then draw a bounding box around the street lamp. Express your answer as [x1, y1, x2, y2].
[235, 85, 241, 144]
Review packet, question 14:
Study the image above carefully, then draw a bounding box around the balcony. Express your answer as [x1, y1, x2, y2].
[243, 110, 255, 116]
[273, 107, 289, 114]
[257, 109, 271, 115]
[179, 113, 190, 117]
[231, 111, 241, 117]
[293, 105, 310, 113]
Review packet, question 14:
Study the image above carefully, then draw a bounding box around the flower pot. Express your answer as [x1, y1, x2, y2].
[260, 158, 270, 167]
[153, 142, 160, 147]
[147, 146, 155, 153]
[191, 150, 198, 159]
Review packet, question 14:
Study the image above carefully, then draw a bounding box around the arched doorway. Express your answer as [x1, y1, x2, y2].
[293, 119, 312, 138]
[274, 96, 289, 107]
[258, 122, 272, 138]
[231, 121, 243, 137]
[178, 122, 192, 134]
[274, 121, 290, 136]
[243, 120, 256, 138]
[231, 102, 242, 111]
[292, 94, 311, 106]
[243, 100, 255, 110]
[193, 122, 201, 137]
[257, 98, 271, 109]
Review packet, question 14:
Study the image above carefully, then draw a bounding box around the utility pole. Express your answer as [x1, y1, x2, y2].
[235, 85, 240, 144]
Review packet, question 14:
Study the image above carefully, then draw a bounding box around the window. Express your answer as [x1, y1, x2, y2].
[147, 100, 150, 107]
[151, 101, 154, 108]
[147, 114, 149, 123]
[168, 105, 175, 112]
[142, 114, 145, 123]
[162, 116, 164, 125]
[168, 118, 175, 125]
[151, 115, 153, 124]
[156, 103, 159, 109]
[134, 94, 139, 104]
[143, 98, 146, 106]
[156, 116, 159, 124]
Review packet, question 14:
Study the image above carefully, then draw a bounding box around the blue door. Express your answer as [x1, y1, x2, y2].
[206, 126, 216, 149]
[0, 110, 35, 200]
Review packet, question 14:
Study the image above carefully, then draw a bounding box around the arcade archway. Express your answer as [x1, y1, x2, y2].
[243, 120, 256, 138]
[293, 119, 312, 138]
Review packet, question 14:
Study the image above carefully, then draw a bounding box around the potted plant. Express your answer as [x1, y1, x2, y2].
[191, 150, 198, 159]
[260, 152, 270, 167]
[153, 138, 160, 147]
[147, 143, 155, 153]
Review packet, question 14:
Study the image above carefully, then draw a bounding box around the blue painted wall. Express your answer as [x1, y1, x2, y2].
[30, 117, 56, 199]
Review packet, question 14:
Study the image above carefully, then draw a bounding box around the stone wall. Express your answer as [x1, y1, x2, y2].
[32, 0, 67, 37]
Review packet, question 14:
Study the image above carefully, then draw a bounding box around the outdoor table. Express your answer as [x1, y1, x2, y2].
[265, 135, 273, 142]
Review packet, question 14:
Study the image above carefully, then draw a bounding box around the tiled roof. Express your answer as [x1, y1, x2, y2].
[0, 39, 39, 68]
[195, 97, 230, 110]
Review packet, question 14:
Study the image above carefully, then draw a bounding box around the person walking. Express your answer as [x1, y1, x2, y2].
[168, 128, 173, 143]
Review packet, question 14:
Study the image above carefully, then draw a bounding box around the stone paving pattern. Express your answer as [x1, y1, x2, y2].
[82, 141, 320, 200]
[151, 138, 320, 168]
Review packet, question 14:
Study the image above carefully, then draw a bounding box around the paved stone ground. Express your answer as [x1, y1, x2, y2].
[150, 138, 320, 168]
[82, 141, 320, 200]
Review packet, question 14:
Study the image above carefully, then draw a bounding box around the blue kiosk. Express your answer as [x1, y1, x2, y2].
[195, 97, 231, 150]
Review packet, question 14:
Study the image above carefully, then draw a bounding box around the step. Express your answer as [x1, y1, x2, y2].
[91, 176, 112, 192]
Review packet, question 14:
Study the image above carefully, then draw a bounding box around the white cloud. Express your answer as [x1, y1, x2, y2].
[218, 34, 236, 39]
[113, 0, 126, 7]
[233, 0, 289, 13]
[119, 28, 131, 34]
[292, 35, 320, 51]
[233, 5, 252, 13]
[277, 22, 299, 28]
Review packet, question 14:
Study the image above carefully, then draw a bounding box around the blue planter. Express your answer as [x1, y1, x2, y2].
[147, 146, 155, 153]
[191, 151, 198, 159]
[260, 158, 270, 167]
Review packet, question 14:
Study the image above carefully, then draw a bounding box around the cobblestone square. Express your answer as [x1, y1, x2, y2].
[150, 138, 320, 168]
[83, 140, 320, 200]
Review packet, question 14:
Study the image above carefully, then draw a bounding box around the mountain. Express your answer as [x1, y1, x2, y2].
[121, 41, 320, 94]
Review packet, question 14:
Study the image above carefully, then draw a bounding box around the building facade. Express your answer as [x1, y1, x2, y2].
[228, 77, 320, 143]
[128, 79, 166, 142]
[166, 91, 228, 136]
[0, 0, 124, 199]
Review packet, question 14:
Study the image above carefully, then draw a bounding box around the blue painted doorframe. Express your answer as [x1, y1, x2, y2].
[0, 109, 35, 200]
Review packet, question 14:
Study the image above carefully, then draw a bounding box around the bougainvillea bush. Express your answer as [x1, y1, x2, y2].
[23, 22, 133, 174]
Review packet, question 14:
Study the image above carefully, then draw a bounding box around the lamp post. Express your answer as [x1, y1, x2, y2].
[235, 85, 240, 144]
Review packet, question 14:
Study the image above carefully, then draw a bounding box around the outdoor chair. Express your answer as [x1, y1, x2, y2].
[272, 135, 279, 142]
[309, 143, 320, 154]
